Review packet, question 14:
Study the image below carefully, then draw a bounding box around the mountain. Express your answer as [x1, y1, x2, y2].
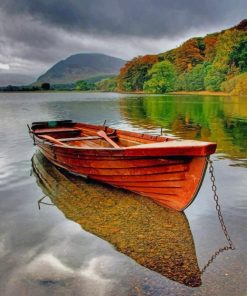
[36, 53, 126, 84]
[118, 19, 247, 95]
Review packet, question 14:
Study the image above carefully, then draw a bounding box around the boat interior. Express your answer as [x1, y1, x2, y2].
[31, 120, 171, 149]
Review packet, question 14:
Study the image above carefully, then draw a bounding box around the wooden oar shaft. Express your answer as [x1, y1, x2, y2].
[97, 130, 120, 148]
[40, 135, 69, 147]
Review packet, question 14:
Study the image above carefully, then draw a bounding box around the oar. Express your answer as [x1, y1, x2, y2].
[97, 130, 120, 148]
[40, 135, 69, 147]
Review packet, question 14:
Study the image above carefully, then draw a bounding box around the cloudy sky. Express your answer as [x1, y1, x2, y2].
[0, 0, 246, 83]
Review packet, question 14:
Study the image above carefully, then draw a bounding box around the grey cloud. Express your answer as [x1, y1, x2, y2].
[0, 7, 182, 76]
[1, 0, 246, 38]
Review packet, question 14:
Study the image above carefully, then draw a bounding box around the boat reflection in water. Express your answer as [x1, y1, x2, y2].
[32, 152, 202, 287]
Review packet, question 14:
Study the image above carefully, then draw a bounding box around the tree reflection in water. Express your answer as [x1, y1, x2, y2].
[120, 95, 247, 166]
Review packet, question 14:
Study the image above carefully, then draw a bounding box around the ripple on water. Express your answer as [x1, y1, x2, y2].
[0, 160, 33, 191]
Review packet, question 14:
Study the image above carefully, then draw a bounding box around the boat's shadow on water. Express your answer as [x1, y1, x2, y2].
[32, 152, 202, 288]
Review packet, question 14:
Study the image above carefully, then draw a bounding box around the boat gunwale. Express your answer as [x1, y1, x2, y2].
[33, 134, 216, 157]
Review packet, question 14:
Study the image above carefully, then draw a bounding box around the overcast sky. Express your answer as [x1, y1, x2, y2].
[0, 0, 246, 81]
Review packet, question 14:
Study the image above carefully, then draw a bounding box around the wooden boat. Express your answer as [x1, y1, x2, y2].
[28, 120, 217, 211]
[32, 152, 202, 287]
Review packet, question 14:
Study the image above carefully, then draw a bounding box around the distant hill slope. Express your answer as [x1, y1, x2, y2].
[36, 53, 126, 84]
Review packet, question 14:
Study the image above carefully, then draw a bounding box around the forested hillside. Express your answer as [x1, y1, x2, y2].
[117, 20, 247, 95]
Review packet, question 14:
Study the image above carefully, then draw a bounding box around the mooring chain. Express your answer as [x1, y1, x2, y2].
[201, 157, 235, 274]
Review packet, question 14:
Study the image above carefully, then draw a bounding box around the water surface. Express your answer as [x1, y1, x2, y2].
[0, 92, 246, 296]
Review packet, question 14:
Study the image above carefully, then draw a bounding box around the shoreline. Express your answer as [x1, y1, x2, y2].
[167, 90, 229, 96]
[0, 90, 231, 96]
[118, 90, 231, 96]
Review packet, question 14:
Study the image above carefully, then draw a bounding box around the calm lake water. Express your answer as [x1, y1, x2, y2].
[0, 92, 246, 296]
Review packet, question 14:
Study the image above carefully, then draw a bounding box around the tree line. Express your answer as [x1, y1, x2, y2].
[117, 20, 247, 95]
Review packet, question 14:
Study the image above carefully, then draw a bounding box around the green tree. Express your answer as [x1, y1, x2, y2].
[174, 73, 187, 91]
[230, 38, 247, 72]
[213, 30, 245, 74]
[221, 73, 247, 95]
[96, 77, 117, 92]
[204, 64, 226, 91]
[204, 30, 245, 90]
[143, 61, 177, 93]
[41, 82, 50, 90]
[76, 80, 95, 91]
[185, 63, 210, 91]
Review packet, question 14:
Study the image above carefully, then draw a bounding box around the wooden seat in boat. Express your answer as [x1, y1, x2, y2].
[58, 135, 118, 142]
[34, 127, 81, 135]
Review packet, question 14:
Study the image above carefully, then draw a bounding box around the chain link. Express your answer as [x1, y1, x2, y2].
[201, 157, 235, 274]
[37, 195, 54, 210]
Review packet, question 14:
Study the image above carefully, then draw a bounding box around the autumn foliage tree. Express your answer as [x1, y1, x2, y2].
[204, 34, 218, 61]
[118, 55, 158, 91]
[175, 38, 204, 72]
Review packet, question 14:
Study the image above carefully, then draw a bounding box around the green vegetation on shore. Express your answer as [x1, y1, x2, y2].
[0, 77, 117, 92]
[117, 20, 247, 95]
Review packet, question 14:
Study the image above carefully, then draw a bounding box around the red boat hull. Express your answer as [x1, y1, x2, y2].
[29, 121, 216, 211]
